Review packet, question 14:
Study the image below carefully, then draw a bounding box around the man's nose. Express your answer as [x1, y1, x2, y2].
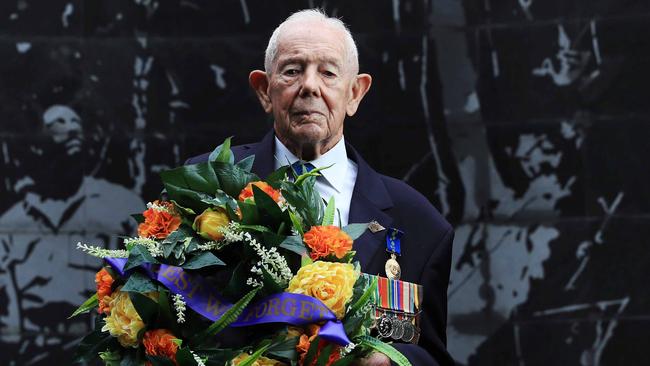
[299, 68, 321, 98]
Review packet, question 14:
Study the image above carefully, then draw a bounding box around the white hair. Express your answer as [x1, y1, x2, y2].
[264, 9, 359, 74]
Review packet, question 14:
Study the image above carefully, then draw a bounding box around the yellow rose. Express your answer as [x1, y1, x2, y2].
[193, 207, 230, 241]
[230, 353, 286, 366]
[101, 287, 157, 348]
[287, 261, 359, 319]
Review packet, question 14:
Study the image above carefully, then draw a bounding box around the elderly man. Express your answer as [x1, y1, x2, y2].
[187, 9, 454, 366]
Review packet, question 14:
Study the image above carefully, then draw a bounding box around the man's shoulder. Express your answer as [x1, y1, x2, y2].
[378, 173, 452, 232]
[184, 142, 259, 165]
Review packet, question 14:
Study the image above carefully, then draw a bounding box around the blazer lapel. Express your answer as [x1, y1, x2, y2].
[246, 130, 276, 179]
[346, 143, 394, 275]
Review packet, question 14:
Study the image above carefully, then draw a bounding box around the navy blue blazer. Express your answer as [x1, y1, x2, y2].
[186, 131, 455, 366]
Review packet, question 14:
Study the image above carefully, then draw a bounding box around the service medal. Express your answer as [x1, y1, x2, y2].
[390, 317, 405, 340]
[384, 253, 401, 280]
[401, 319, 415, 343]
[377, 314, 393, 338]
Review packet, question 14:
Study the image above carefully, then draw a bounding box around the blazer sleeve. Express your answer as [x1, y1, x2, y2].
[392, 226, 455, 366]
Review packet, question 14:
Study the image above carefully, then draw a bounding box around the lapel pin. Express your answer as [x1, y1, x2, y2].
[368, 220, 385, 233]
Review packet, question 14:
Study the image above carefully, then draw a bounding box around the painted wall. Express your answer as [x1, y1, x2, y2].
[0, 1, 648, 365]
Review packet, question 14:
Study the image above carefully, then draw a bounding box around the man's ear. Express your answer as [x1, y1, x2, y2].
[249, 70, 272, 113]
[346, 73, 372, 116]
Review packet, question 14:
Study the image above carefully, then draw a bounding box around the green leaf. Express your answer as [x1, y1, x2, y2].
[163, 226, 198, 257]
[342, 223, 369, 240]
[199, 189, 239, 211]
[266, 166, 290, 186]
[237, 201, 260, 225]
[293, 164, 333, 186]
[182, 252, 226, 269]
[266, 337, 299, 361]
[223, 262, 248, 299]
[69, 293, 98, 319]
[131, 213, 145, 224]
[239, 224, 273, 233]
[157, 290, 177, 331]
[280, 180, 324, 227]
[212, 162, 259, 198]
[252, 184, 285, 224]
[357, 336, 412, 366]
[72, 320, 118, 363]
[301, 254, 313, 267]
[119, 350, 140, 366]
[260, 266, 285, 293]
[303, 335, 321, 366]
[147, 356, 177, 366]
[314, 343, 333, 366]
[122, 272, 158, 293]
[279, 235, 307, 256]
[196, 287, 260, 343]
[161, 162, 221, 195]
[175, 348, 199, 366]
[322, 196, 336, 226]
[289, 211, 304, 237]
[171, 200, 197, 216]
[349, 275, 378, 315]
[236, 155, 255, 172]
[235, 342, 273, 366]
[331, 354, 357, 366]
[209, 137, 234, 164]
[128, 292, 158, 326]
[124, 245, 159, 271]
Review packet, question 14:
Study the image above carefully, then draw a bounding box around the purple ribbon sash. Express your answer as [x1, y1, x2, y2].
[105, 258, 350, 346]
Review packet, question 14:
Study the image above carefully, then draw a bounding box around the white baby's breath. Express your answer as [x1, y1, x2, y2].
[172, 293, 186, 324]
[76, 242, 128, 258]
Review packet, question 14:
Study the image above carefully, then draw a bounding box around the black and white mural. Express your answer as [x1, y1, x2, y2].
[1, 1, 649, 365]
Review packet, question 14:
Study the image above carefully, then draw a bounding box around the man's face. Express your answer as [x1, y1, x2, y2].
[267, 21, 355, 148]
[42, 105, 83, 155]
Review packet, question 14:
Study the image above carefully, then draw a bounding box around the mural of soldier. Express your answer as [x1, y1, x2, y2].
[0, 96, 145, 364]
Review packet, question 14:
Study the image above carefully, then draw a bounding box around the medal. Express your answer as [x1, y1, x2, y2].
[377, 313, 393, 338]
[384, 228, 403, 280]
[363, 273, 423, 345]
[390, 316, 405, 340]
[401, 318, 415, 343]
[385, 253, 401, 280]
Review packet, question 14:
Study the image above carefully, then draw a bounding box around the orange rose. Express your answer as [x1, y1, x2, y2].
[138, 200, 181, 239]
[238, 181, 283, 203]
[95, 268, 114, 314]
[143, 329, 179, 365]
[303, 226, 353, 260]
[295, 325, 340, 366]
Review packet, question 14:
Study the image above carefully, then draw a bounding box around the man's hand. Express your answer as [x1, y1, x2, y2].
[353, 352, 391, 366]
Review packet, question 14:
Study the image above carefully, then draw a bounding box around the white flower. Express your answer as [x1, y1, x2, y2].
[173, 294, 186, 324]
[189, 350, 206, 366]
[76, 242, 128, 258]
[341, 342, 357, 356]
[147, 201, 174, 213]
[123, 237, 163, 257]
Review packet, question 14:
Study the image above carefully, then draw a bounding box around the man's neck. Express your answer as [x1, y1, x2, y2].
[276, 135, 342, 161]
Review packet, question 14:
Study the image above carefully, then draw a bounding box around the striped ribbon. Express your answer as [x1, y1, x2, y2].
[363, 274, 422, 314]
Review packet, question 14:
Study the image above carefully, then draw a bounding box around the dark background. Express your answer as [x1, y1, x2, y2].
[1, 0, 649, 365]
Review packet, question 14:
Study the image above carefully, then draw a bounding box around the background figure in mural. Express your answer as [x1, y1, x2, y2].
[0, 102, 145, 365]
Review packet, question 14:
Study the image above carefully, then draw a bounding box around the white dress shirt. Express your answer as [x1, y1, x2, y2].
[274, 136, 358, 226]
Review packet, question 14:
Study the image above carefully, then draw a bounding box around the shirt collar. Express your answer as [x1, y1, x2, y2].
[274, 136, 349, 193]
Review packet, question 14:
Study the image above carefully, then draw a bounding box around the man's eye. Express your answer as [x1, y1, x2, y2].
[322, 70, 336, 77]
[284, 69, 299, 76]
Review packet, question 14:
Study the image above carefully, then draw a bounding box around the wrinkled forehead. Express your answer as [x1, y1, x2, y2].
[274, 21, 350, 68]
